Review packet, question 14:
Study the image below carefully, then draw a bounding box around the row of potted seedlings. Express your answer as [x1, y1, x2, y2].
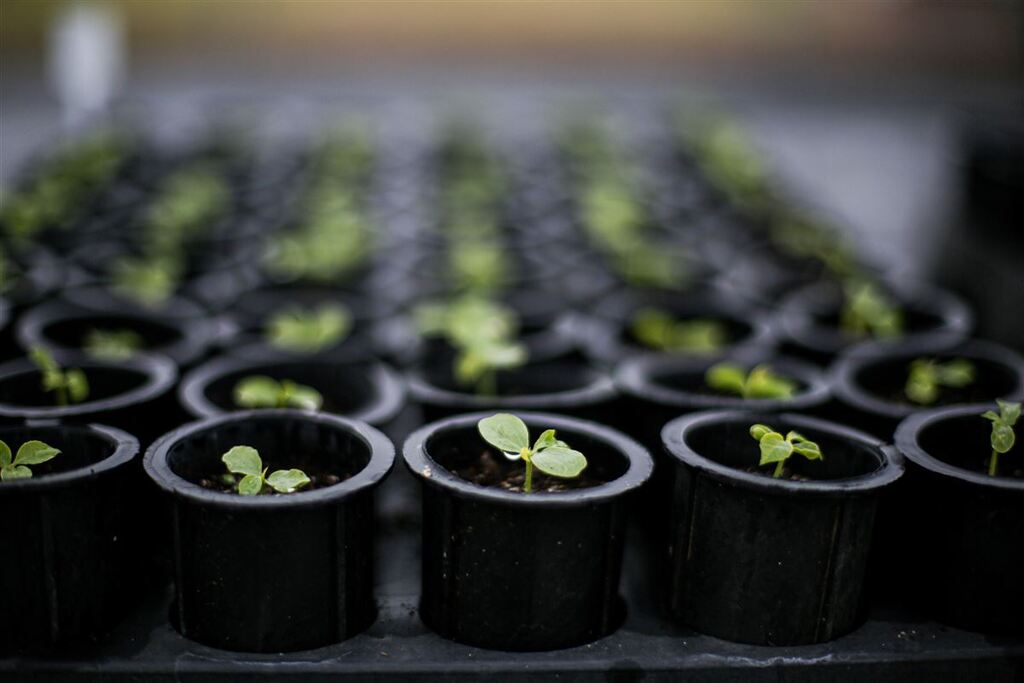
[1, 118, 1022, 661]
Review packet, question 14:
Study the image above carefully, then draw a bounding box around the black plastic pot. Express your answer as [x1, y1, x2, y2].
[406, 356, 617, 424]
[893, 404, 1023, 634]
[0, 422, 140, 653]
[661, 411, 903, 645]
[178, 355, 405, 430]
[830, 338, 1024, 439]
[143, 410, 395, 652]
[0, 351, 179, 444]
[403, 411, 653, 651]
[17, 300, 217, 369]
[780, 280, 973, 365]
[580, 289, 776, 366]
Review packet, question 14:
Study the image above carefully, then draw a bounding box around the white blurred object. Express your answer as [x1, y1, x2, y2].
[47, 1, 125, 129]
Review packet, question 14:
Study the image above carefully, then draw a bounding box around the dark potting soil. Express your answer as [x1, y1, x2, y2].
[451, 449, 604, 493]
[197, 469, 351, 494]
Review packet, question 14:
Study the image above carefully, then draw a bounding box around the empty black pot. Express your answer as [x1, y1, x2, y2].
[0, 422, 139, 653]
[831, 338, 1024, 440]
[178, 355, 405, 430]
[893, 404, 1023, 634]
[661, 410, 903, 645]
[403, 411, 653, 650]
[144, 410, 394, 652]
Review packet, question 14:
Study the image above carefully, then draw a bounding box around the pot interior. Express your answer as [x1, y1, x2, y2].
[42, 314, 183, 351]
[422, 357, 598, 397]
[425, 420, 630, 489]
[203, 363, 378, 415]
[0, 424, 118, 478]
[166, 415, 372, 487]
[854, 354, 1019, 408]
[686, 418, 884, 481]
[917, 412, 1022, 478]
[0, 366, 148, 407]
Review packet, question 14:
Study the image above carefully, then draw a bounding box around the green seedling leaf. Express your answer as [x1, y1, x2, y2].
[991, 423, 1016, 454]
[841, 281, 903, 339]
[280, 380, 323, 411]
[905, 358, 975, 405]
[749, 423, 824, 478]
[266, 304, 351, 353]
[531, 445, 587, 479]
[266, 469, 311, 493]
[220, 445, 312, 495]
[532, 429, 560, 452]
[84, 328, 143, 360]
[233, 376, 323, 411]
[983, 400, 1021, 476]
[0, 441, 10, 467]
[65, 369, 89, 403]
[749, 424, 772, 441]
[238, 474, 263, 496]
[1, 465, 32, 481]
[222, 446, 263, 477]
[758, 432, 793, 465]
[0, 438, 61, 481]
[478, 413, 530, 454]
[28, 345, 89, 406]
[632, 309, 726, 353]
[707, 363, 795, 400]
[706, 363, 746, 395]
[476, 413, 588, 493]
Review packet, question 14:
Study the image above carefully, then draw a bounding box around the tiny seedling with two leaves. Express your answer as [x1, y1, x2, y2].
[0, 440, 60, 481]
[749, 424, 823, 479]
[705, 362, 796, 400]
[840, 281, 903, 339]
[30, 346, 88, 406]
[477, 413, 587, 493]
[220, 445, 311, 495]
[982, 399, 1020, 477]
[631, 308, 726, 354]
[84, 328, 143, 360]
[905, 358, 975, 405]
[233, 375, 323, 411]
[265, 304, 351, 354]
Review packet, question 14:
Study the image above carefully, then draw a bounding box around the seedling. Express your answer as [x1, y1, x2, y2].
[840, 281, 903, 338]
[84, 328, 143, 360]
[265, 304, 351, 353]
[982, 399, 1020, 477]
[111, 255, 180, 307]
[234, 375, 323, 411]
[631, 308, 727, 353]
[29, 346, 88, 407]
[905, 358, 975, 405]
[221, 445, 310, 495]
[0, 440, 60, 481]
[477, 413, 587, 493]
[749, 423, 823, 478]
[706, 362, 796, 400]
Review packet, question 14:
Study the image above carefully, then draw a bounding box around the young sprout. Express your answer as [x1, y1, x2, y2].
[233, 376, 323, 411]
[0, 440, 60, 481]
[265, 304, 351, 353]
[840, 280, 903, 339]
[631, 308, 727, 353]
[749, 424, 823, 478]
[477, 413, 587, 493]
[29, 346, 88, 407]
[221, 445, 310, 495]
[905, 358, 975, 405]
[706, 362, 796, 400]
[982, 399, 1020, 477]
[111, 256, 180, 307]
[449, 241, 508, 293]
[84, 328, 144, 360]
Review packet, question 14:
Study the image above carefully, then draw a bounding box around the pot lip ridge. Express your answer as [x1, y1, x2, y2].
[0, 351, 178, 420]
[614, 353, 830, 412]
[661, 409, 904, 496]
[830, 337, 1024, 421]
[894, 402, 1024, 491]
[178, 355, 405, 426]
[403, 410, 654, 508]
[143, 409, 395, 509]
[0, 421, 138, 492]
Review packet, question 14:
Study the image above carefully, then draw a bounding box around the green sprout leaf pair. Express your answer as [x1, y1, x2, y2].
[0, 440, 60, 481]
[840, 281, 903, 339]
[265, 304, 351, 354]
[982, 399, 1020, 477]
[706, 362, 796, 400]
[233, 376, 323, 411]
[477, 413, 587, 493]
[111, 255, 181, 308]
[84, 328, 144, 360]
[905, 358, 975, 405]
[29, 346, 88, 407]
[221, 446, 310, 495]
[631, 308, 726, 354]
[749, 424, 823, 479]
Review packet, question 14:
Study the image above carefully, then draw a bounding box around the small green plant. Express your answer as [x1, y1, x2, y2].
[0, 440, 60, 481]
[29, 346, 88, 407]
[84, 328, 143, 360]
[631, 308, 727, 353]
[477, 413, 587, 493]
[265, 304, 351, 353]
[840, 281, 903, 339]
[233, 376, 323, 411]
[749, 423, 823, 478]
[905, 358, 975, 405]
[982, 399, 1020, 477]
[221, 445, 310, 495]
[706, 362, 796, 400]
[111, 255, 181, 308]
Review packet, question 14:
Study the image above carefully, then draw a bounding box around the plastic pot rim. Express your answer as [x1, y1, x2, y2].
[661, 409, 904, 497]
[403, 410, 653, 508]
[144, 409, 395, 510]
[895, 402, 1024, 493]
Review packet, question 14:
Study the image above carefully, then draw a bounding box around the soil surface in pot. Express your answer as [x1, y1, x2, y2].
[917, 412, 1024, 479]
[858, 356, 1019, 408]
[452, 449, 604, 492]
